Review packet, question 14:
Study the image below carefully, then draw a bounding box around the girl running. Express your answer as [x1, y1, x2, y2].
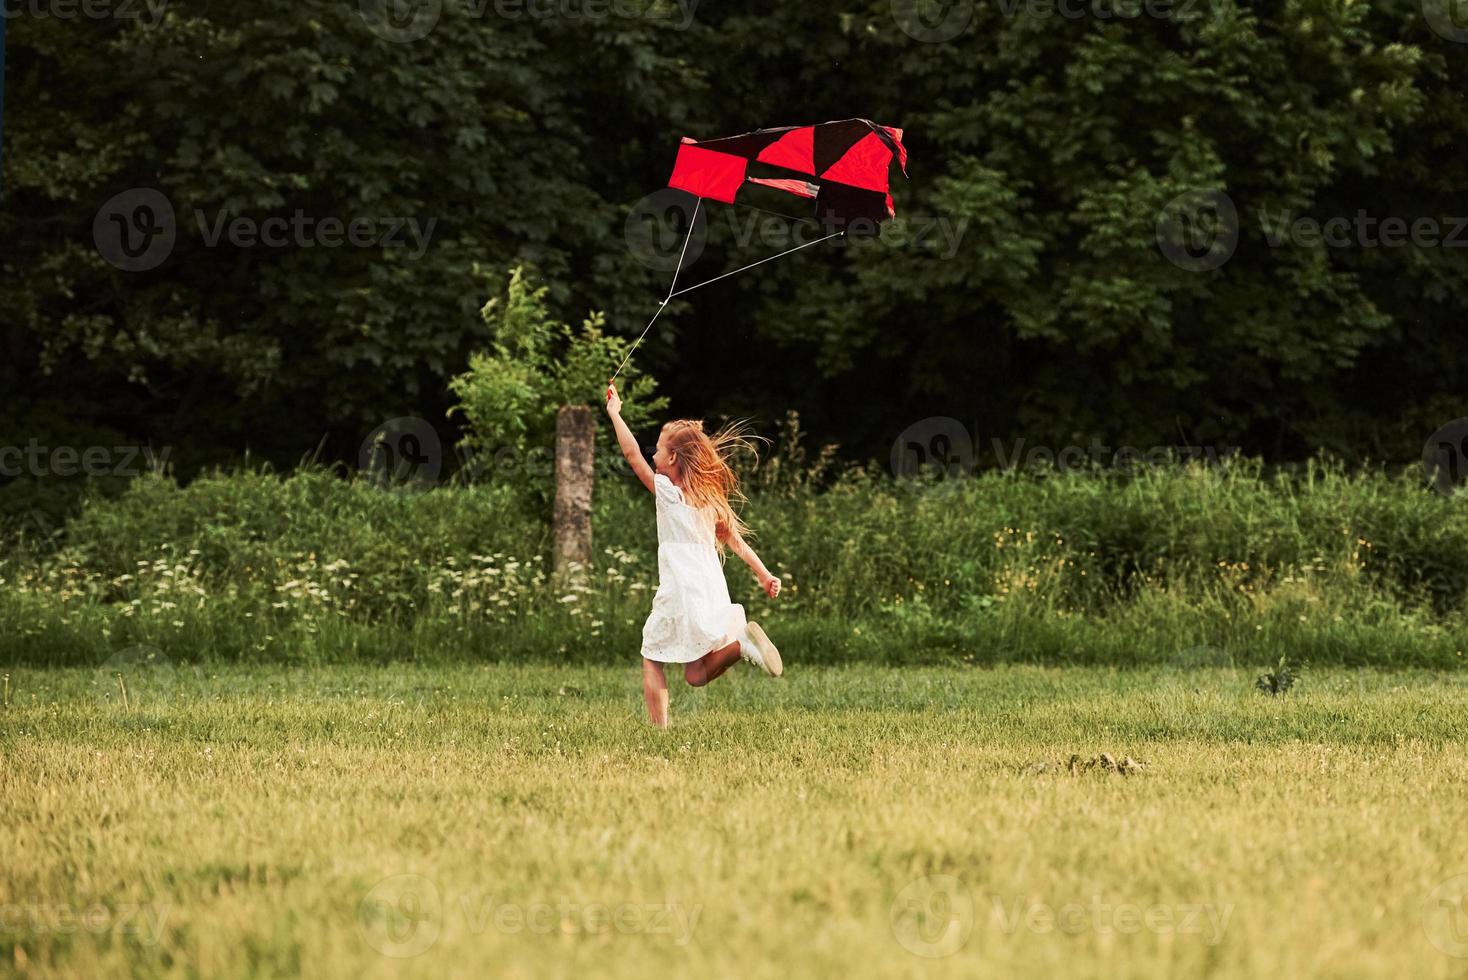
[604, 382, 784, 728]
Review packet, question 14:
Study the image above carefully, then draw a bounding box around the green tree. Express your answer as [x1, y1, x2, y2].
[4, 0, 1465, 471]
[1, 2, 694, 461]
[447, 266, 666, 489]
[676, 1, 1464, 460]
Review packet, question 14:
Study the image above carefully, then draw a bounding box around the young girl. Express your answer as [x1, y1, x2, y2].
[604, 382, 784, 728]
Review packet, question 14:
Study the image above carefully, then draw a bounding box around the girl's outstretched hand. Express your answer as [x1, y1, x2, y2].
[605, 382, 622, 416]
[762, 574, 781, 599]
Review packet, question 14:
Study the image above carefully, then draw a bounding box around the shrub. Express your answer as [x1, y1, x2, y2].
[3, 451, 1467, 669]
[447, 267, 667, 498]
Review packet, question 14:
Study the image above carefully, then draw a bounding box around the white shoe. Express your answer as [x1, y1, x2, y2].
[740, 622, 783, 678]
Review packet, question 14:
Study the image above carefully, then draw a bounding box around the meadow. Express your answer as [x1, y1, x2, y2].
[12, 3, 1467, 977]
[5, 451, 1468, 977]
[4, 663, 1468, 979]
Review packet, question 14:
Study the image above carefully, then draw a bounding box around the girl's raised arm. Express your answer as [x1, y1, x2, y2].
[605, 383, 656, 494]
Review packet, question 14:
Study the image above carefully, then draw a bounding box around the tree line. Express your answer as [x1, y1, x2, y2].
[3, 0, 1464, 478]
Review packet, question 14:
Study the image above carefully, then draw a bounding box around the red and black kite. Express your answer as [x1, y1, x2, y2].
[608, 118, 910, 383]
[667, 118, 908, 236]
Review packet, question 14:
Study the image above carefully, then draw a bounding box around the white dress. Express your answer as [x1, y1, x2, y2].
[640, 473, 748, 663]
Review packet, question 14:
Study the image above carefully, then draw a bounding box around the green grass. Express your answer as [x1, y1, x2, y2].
[5, 663, 1468, 978]
[6, 457, 1468, 668]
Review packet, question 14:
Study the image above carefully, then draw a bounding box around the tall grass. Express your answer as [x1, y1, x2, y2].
[2, 448, 1465, 668]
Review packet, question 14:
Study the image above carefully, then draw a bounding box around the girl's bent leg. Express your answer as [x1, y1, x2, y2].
[642, 658, 670, 728]
[683, 639, 742, 687]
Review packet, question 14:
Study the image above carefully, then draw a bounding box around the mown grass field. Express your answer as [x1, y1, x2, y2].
[4, 663, 1468, 979]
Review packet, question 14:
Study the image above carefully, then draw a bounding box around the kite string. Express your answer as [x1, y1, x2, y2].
[610, 204, 844, 383]
[609, 197, 702, 385]
[662, 196, 702, 301]
[668, 230, 843, 299]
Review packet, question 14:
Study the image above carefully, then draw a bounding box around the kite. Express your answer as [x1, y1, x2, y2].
[610, 118, 908, 382]
[668, 117, 909, 233]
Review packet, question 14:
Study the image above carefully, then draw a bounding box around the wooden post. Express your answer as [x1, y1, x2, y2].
[553, 404, 595, 577]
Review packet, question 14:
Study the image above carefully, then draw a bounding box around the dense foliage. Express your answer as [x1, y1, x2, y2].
[4, 0, 1465, 478]
[4, 452, 1466, 667]
[447, 266, 666, 482]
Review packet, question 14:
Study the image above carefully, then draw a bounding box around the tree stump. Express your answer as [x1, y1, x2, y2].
[553, 404, 595, 577]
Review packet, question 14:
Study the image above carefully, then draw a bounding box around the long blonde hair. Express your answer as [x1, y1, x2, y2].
[662, 419, 760, 552]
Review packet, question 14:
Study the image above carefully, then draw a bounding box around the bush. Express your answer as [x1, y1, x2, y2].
[2, 450, 1467, 669]
[447, 267, 666, 499]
